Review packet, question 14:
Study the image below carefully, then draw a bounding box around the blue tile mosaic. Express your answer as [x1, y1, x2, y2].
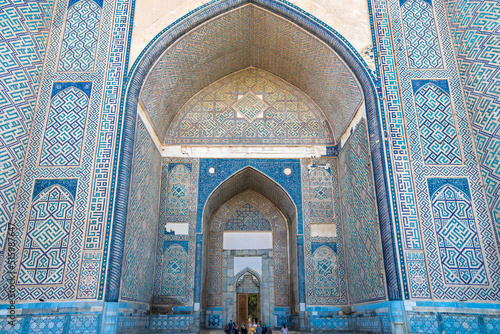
[154, 158, 198, 305]
[58, 0, 101, 72]
[445, 0, 500, 238]
[339, 121, 386, 303]
[0, 313, 101, 334]
[120, 119, 161, 303]
[139, 8, 362, 143]
[375, 0, 500, 302]
[197, 158, 303, 234]
[0, 0, 54, 253]
[3, 0, 500, 332]
[1, 0, 134, 303]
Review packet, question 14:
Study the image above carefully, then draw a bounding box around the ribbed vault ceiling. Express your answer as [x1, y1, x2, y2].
[139, 4, 364, 144]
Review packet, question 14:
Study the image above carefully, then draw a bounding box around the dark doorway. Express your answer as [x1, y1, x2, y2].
[237, 293, 259, 327]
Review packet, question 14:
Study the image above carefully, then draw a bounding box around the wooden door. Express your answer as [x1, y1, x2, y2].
[237, 293, 248, 327]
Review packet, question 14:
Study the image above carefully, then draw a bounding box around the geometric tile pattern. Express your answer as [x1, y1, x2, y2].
[27, 315, 66, 334]
[77, 251, 101, 299]
[373, 0, 424, 283]
[58, 0, 101, 72]
[161, 244, 187, 297]
[83, 0, 132, 299]
[353, 314, 391, 333]
[400, 0, 444, 69]
[166, 68, 333, 145]
[149, 315, 192, 331]
[429, 181, 488, 286]
[68, 314, 101, 333]
[312, 246, 339, 298]
[154, 158, 198, 305]
[206, 314, 221, 328]
[413, 81, 462, 165]
[338, 120, 386, 303]
[301, 157, 346, 305]
[0, 0, 53, 252]
[445, 0, 500, 237]
[485, 316, 500, 333]
[309, 167, 335, 219]
[17, 183, 75, 285]
[140, 5, 363, 142]
[409, 313, 440, 334]
[375, 0, 500, 301]
[1, 0, 132, 303]
[40, 84, 91, 166]
[0, 316, 24, 333]
[310, 317, 349, 331]
[117, 315, 148, 334]
[120, 119, 162, 302]
[442, 314, 480, 334]
[234, 91, 268, 121]
[224, 203, 271, 231]
[166, 164, 191, 217]
[207, 190, 289, 307]
[406, 251, 431, 298]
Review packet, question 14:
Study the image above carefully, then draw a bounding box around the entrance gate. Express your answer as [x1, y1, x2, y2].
[205, 189, 291, 327]
[237, 293, 259, 327]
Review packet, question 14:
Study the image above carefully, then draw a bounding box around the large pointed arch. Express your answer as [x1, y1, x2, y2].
[108, 0, 399, 303]
[199, 169, 299, 310]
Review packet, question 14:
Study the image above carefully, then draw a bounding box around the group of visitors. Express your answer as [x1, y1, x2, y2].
[224, 320, 247, 334]
[225, 320, 288, 334]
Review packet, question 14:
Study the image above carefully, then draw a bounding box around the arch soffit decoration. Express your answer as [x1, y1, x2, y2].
[137, 3, 367, 144]
[111, 0, 400, 302]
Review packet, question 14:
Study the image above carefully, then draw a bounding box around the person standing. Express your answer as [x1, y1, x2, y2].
[262, 323, 267, 334]
[226, 320, 234, 334]
[240, 324, 248, 334]
[281, 324, 288, 334]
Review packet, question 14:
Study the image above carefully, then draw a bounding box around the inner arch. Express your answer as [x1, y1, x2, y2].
[204, 189, 294, 326]
[165, 67, 335, 145]
[200, 168, 300, 320]
[201, 166, 298, 232]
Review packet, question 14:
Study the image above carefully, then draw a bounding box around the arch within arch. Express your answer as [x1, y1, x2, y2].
[206, 190, 289, 307]
[431, 184, 487, 286]
[17, 185, 75, 286]
[312, 246, 339, 298]
[110, 0, 399, 304]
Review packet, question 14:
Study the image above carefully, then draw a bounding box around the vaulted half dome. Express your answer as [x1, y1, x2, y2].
[139, 4, 364, 145]
[165, 68, 334, 145]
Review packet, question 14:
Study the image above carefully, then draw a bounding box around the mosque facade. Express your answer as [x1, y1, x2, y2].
[1, 0, 500, 333]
